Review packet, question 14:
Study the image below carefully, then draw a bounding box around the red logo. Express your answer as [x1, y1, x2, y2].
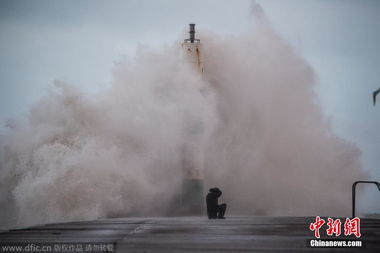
[309, 217, 361, 238]
[326, 218, 342, 236]
[344, 217, 361, 238]
[309, 216, 325, 238]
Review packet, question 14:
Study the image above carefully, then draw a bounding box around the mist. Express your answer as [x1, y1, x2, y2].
[0, 7, 366, 229]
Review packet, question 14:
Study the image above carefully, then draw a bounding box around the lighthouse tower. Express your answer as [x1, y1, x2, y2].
[181, 23, 204, 77]
[180, 24, 205, 215]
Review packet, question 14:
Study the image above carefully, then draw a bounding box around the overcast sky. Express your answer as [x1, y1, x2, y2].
[0, 0, 379, 211]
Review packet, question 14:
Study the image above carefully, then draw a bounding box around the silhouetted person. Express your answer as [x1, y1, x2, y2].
[206, 187, 227, 219]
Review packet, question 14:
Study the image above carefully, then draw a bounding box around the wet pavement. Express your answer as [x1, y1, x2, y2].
[1, 216, 379, 252]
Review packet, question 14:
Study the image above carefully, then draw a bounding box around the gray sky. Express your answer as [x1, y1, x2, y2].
[1, 0, 379, 211]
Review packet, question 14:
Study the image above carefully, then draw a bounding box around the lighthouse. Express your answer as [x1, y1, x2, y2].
[180, 24, 205, 215]
[181, 23, 204, 77]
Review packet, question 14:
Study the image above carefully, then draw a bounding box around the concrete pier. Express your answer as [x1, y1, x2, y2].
[1, 216, 379, 252]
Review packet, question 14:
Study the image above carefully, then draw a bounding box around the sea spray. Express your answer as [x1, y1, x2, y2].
[0, 4, 366, 228]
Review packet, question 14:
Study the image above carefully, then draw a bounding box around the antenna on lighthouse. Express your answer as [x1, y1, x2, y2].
[184, 23, 200, 43]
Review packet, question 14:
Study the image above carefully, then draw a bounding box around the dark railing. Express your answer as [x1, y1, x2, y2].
[352, 181, 380, 218]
